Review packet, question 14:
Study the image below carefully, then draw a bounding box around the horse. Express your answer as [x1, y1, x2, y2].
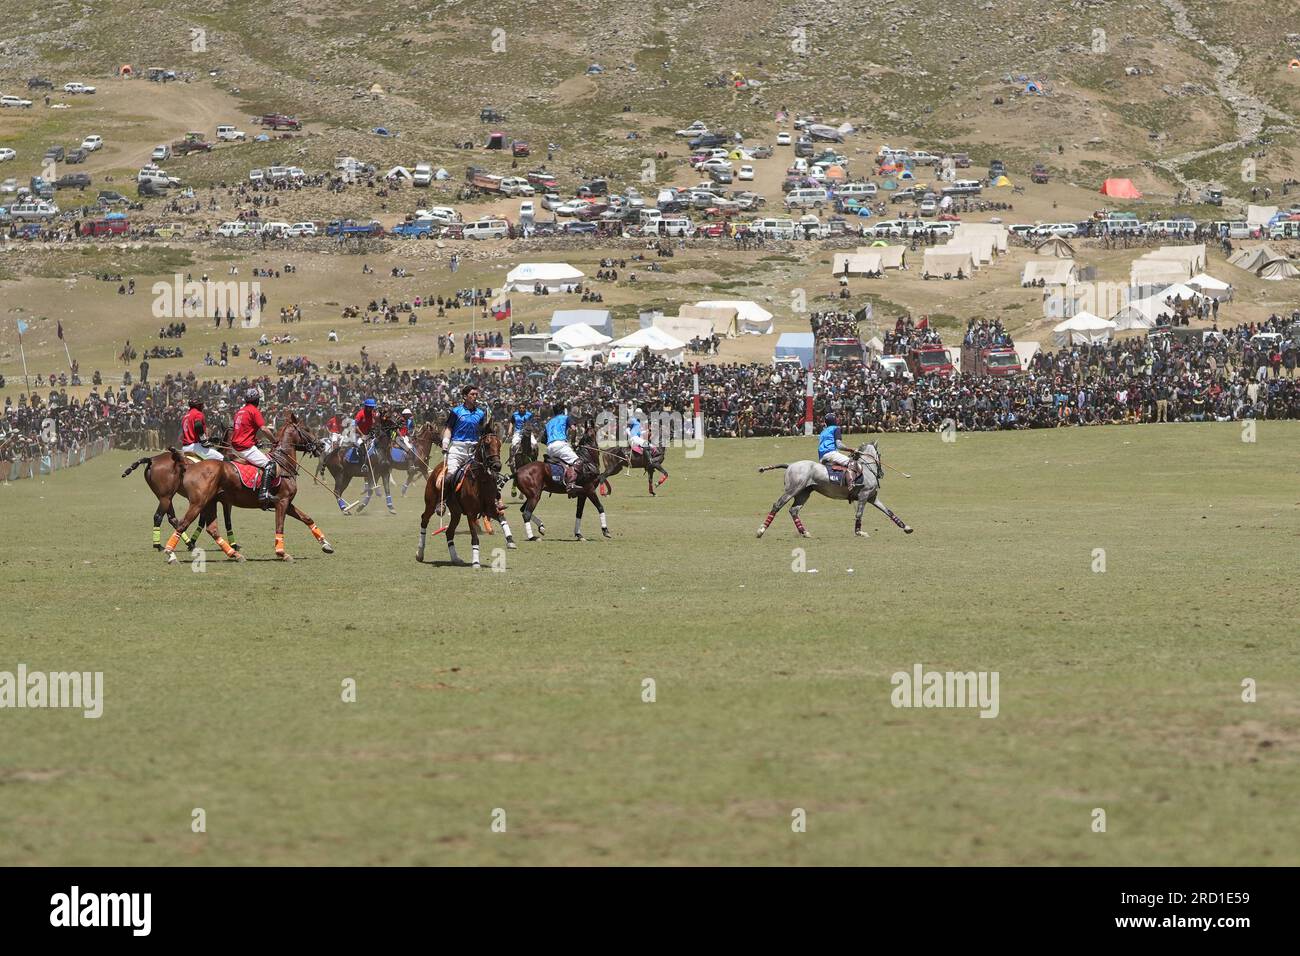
[161, 416, 334, 563]
[390, 422, 436, 497]
[599, 443, 668, 496]
[508, 427, 538, 496]
[510, 422, 611, 541]
[320, 419, 395, 514]
[120, 424, 241, 551]
[755, 440, 914, 539]
[416, 431, 515, 566]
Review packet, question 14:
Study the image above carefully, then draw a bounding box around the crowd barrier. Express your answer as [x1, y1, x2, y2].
[3, 437, 115, 482]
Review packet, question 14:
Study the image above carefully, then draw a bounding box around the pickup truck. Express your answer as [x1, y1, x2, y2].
[259, 114, 302, 131]
[55, 172, 91, 190]
[390, 219, 439, 238]
[960, 343, 1021, 377]
[526, 170, 559, 190]
[325, 219, 383, 237]
[172, 138, 214, 155]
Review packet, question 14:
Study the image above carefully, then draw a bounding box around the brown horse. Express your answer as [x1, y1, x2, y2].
[162, 416, 333, 563]
[599, 444, 669, 496]
[416, 432, 513, 566]
[510, 422, 611, 541]
[393, 422, 436, 497]
[121, 426, 240, 551]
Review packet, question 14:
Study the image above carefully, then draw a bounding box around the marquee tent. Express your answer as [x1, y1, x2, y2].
[832, 252, 884, 276]
[1053, 312, 1117, 346]
[923, 248, 976, 278]
[653, 314, 718, 345]
[504, 262, 584, 293]
[1021, 260, 1076, 286]
[609, 326, 686, 361]
[1111, 297, 1167, 331]
[692, 300, 773, 335]
[1131, 259, 1190, 287]
[1257, 258, 1300, 280]
[550, 308, 613, 336]
[1154, 243, 1206, 273]
[858, 244, 907, 268]
[1034, 236, 1076, 258]
[551, 323, 612, 350]
[1187, 273, 1233, 300]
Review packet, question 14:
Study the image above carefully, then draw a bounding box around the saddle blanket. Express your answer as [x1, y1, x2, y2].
[390, 446, 407, 464]
[234, 461, 281, 491]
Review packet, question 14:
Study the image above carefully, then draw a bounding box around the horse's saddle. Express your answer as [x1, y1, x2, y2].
[825, 465, 858, 488]
[184, 452, 204, 464]
[343, 440, 374, 464]
[234, 462, 281, 491]
[544, 458, 580, 486]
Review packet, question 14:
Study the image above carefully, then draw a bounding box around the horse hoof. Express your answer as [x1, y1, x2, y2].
[856, 531, 870, 538]
[279, 553, 293, 562]
[507, 539, 517, 550]
[152, 543, 162, 551]
[601, 529, 612, 539]
[387, 508, 397, 515]
[575, 533, 585, 541]
[756, 528, 765, 538]
[321, 541, 334, 554]
[472, 561, 481, 569]
[232, 552, 247, 563]
[165, 551, 177, 564]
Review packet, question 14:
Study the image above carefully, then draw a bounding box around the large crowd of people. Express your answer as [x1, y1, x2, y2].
[4, 313, 1298, 470]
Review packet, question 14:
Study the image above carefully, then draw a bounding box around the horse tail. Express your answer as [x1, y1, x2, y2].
[757, 464, 789, 473]
[121, 455, 153, 478]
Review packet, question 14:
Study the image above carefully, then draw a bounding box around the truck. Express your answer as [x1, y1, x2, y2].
[526, 169, 559, 190]
[325, 218, 383, 237]
[260, 114, 302, 131]
[412, 163, 434, 187]
[510, 334, 567, 364]
[817, 337, 867, 366]
[465, 165, 504, 194]
[906, 344, 956, 378]
[1030, 163, 1049, 184]
[960, 343, 1021, 377]
[389, 219, 439, 238]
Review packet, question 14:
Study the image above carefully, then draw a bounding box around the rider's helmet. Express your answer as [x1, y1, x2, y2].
[634, 407, 645, 419]
[402, 407, 412, 417]
[825, 412, 838, 426]
[364, 397, 377, 409]
[245, 388, 261, 405]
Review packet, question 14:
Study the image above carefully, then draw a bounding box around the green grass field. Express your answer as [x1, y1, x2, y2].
[1, 423, 1297, 865]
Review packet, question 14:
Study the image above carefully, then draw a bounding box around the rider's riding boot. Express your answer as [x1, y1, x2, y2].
[259, 463, 276, 506]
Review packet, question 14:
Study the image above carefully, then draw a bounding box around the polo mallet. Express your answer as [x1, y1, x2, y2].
[882, 461, 912, 479]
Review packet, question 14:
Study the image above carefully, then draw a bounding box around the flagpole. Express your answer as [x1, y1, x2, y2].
[18, 336, 31, 397]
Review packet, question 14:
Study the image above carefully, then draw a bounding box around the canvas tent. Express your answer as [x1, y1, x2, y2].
[609, 326, 686, 362]
[1053, 312, 1117, 346]
[1131, 258, 1190, 288]
[1227, 246, 1280, 273]
[1257, 258, 1300, 280]
[1247, 205, 1279, 229]
[551, 308, 613, 337]
[1099, 178, 1142, 199]
[385, 166, 414, 181]
[1155, 282, 1205, 303]
[923, 248, 976, 278]
[774, 332, 815, 368]
[1034, 236, 1076, 258]
[551, 323, 612, 350]
[858, 244, 906, 268]
[832, 252, 884, 276]
[946, 235, 995, 264]
[692, 300, 773, 335]
[504, 262, 584, 293]
[1111, 297, 1167, 331]
[1154, 243, 1206, 274]
[1021, 259, 1076, 286]
[678, 304, 738, 336]
[1187, 273, 1232, 300]
[954, 221, 1009, 253]
[654, 314, 718, 346]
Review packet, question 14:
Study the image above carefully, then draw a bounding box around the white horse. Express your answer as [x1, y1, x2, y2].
[756, 440, 914, 538]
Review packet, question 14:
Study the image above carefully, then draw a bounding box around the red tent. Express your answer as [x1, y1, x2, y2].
[1099, 178, 1142, 199]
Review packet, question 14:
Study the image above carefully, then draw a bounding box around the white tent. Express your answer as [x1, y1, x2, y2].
[1257, 258, 1300, 281]
[1131, 258, 1189, 287]
[1111, 297, 1166, 331]
[1155, 282, 1205, 303]
[551, 322, 612, 350]
[858, 244, 907, 269]
[1187, 272, 1232, 300]
[946, 235, 994, 264]
[385, 165, 414, 181]
[954, 222, 1009, 253]
[551, 308, 613, 336]
[832, 252, 884, 276]
[653, 314, 717, 345]
[609, 326, 686, 361]
[1246, 205, 1278, 229]
[923, 248, 976, 278]
[1154, 244, 1206, 274]
[1021, 259, 1076, 286]
[1053, 312, 1117, 346]
[504, 262, 585, 293]
[693, 299, 773, 334]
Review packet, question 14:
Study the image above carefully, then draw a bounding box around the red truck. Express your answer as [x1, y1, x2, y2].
[906, 344, 955, 378]
[817, 337, 867, 366]
[526, 169, 558, 189]
[259, 113, 302, 131]
[960, 343, 1021, 377]
[465, 165, 504, 193]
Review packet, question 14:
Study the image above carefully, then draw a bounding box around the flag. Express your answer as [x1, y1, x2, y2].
[57, 320, 64, 340]
[916, 317, 929, 330]
[16, 319, 28, 338]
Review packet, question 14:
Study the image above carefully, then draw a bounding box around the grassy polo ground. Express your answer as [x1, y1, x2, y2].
[0, 422, 1296, 864]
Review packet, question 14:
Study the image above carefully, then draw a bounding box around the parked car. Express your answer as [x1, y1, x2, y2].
[151, 144, 172, 162]
[0, 178, 18, 193]
[97, 190, 129, 206]
[26, 77, 53, 90]
[217, 221, 250, 238]
[80, 135, 103, 151]
[8, 199, 60, 220]
[55, 172, 91, 190]
[43, 146, 65, 163]
[62, 82, 96, 94]
[216, 125, 247, 141]
[286, 221, 317, 237]
[676, 121, 709, 137]
[0, 148, 15, 163]
[776, 132, 792, 146]
[564, 221, 598, 235]
[1, 95, 34, 108]
[64, 148, 87, 164]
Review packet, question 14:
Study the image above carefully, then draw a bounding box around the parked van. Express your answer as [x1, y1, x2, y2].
[659, 217, 695, 237]
[639, 208, 663, 228]
[217, 221, 249, 238]
[1100, 217, 1143, 236]
[753, 217, 797, 239]
[266, 166, 291, 182]
[941, 179, 983, 196]
[784, 187, 828, 210]
[259, 221, 291, 237]
[248, 168, 265, 184]
[463, 218, 509, 239]
[835, 182, 878, 200]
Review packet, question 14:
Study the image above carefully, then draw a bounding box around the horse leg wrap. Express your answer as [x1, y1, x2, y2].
[472, 544, 481, 567]
[152, 526, 162, 546]
[310, 524, 326, 543]
[215, 536, 236, 558]
[599, 513, 608, 530]
[657, 474, 668, 486]
[793, 516, 808, 536]
[164, 531, 181, 553]
[275, 533, 286, 556]
[762, 512, 776, 529]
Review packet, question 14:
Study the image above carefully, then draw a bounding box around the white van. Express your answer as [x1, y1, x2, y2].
[266, 166, 291, 182]
[286, 222, 317, 237]
[217, 221, 249, 238]
[942, 179, 982, 196]
[463, 218, 509, 239]
[248, 168, 265, 183]
[835, 182, 878, 199]
[259, 221, 291, 237]
[1100, 218, 1143, 236]
[753, 217, 796, 239]
[784, 187, 828, 209]
[659, 217, 695, 237]
[287, 167, 305, 182]
[413, 163, 433, 187]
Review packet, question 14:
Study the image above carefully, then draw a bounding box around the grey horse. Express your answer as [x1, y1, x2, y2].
[756, 440, 914, 538]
